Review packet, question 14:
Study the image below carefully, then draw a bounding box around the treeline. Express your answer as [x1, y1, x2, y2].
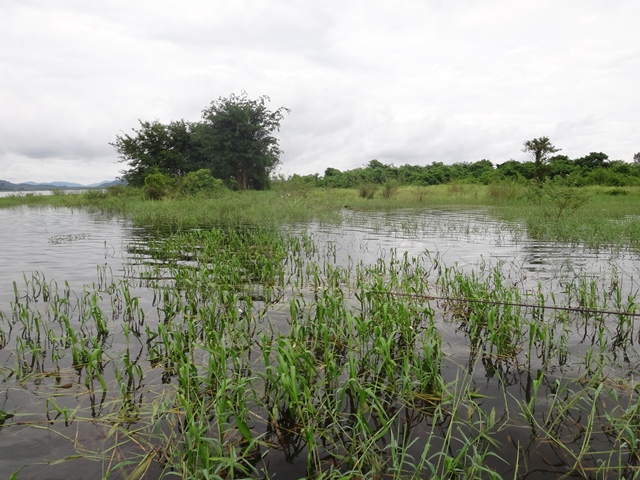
[289, 153, 640, 188]
[114, 97, 639, 193]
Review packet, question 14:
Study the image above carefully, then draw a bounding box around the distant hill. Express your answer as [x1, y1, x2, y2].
[23, 181, 86, 188]
[88, 179, 124, 188]
[0, 179, 124, 191]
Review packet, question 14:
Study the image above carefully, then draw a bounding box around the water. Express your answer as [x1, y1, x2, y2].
[1, 205, 639, 478]
[0, 206, 138, 303]
[297, 208, 640, 289]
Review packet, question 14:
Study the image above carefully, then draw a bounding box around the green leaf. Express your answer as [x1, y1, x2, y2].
[0, 410, 14, 422]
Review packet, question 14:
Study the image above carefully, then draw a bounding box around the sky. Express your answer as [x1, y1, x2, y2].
[1, 0, 639, 184]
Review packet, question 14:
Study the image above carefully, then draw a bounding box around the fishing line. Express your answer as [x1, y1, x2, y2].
[366, 290, 640, 318]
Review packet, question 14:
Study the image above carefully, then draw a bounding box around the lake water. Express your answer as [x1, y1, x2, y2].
[1, 205, 639, 478]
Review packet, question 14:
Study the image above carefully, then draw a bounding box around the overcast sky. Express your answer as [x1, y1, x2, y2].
[1, 0, 638, 184]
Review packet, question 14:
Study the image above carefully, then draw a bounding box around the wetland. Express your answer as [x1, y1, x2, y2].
[2, 185, 640, 479]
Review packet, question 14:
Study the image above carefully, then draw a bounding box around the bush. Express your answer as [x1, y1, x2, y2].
[273, 174, 313, 198]
[83, 189, 108, 201]
[143, 172, 175, 200]
[179, 169, 225, 196]
[525, 181, 591, 220]
[605, 187, 628, 196]
[106, 184, 130, 197]
[412, 186, 430, 203]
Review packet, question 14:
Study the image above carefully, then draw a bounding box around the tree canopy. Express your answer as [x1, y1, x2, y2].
[113, 93, 289, 190]
[287, 145, 640, 189]
[522, 136, 561, 181]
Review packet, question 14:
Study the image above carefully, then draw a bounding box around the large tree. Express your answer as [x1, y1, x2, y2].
[113, 93, 288, 190]
[113, 119, 203, 186]
[575, 151, 608, 170]
[522, 136, 561, 181]
[198, 92, 290, 191]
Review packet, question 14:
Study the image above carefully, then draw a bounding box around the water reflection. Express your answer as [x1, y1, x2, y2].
[295, 208, 640, 292]
[2, 206, 638, 302]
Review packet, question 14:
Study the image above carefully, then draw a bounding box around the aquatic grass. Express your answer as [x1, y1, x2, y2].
[436, 261, 526, 358]
[7, 184, 640, 249]
[5, 214, 640, 478]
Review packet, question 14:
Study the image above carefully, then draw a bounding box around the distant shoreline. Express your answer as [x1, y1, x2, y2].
[0, 179, 121, 191]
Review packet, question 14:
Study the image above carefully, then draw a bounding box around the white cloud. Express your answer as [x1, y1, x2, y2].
[1, 0, 639, 183]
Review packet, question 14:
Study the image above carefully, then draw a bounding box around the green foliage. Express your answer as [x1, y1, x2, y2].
[143, 172, 175, 200]
[106, 184, 131, 197]
[495, 159, 535, 182]
[113, 119, 199, 187]
[198, 92, 289, 191]
[522, 136, 561, 181]
[273, 173, 316, 198]
[317, 149, 640, 190]
[575, 151, 608, 170]
[525, 181, 591, 220]
[113, 93, 288, 191]
[487, 180, 523, 201]
[179, 169, 225, 196]
[605, 187, 628, 196]
[83, 189, 109, 201]
[412, 186, 430, 203]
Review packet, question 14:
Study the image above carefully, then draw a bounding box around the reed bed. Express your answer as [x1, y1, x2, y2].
[2, 221, 640, 479]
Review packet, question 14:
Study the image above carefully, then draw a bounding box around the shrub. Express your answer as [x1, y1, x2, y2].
[525, 181, 591, 220]
[106, 184, 130, 197]
[273, 174, 311, 198]
[179, 169, 225, 196]
[412, 186, 430, 203]
[83, 189, 108, 201]
[143, 172, 175, 200]
[605, 187, 628, 196]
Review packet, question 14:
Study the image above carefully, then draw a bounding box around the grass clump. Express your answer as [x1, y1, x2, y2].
[357, 182, 378, 199]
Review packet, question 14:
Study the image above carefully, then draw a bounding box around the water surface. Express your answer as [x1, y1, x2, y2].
[1, 205, 639, 478]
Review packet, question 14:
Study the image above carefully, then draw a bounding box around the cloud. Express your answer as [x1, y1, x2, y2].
[1, 0, 639, 183]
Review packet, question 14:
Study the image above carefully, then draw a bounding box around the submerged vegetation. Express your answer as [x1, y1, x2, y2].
[2, 181, 640, 478]
[1, 223, 640, 478]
